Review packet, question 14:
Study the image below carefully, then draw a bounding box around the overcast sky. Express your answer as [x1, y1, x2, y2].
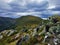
[0, 0, 60, 18]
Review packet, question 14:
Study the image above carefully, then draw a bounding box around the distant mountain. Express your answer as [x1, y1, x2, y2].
[0, 15, 43, 31]
[0, 15, 60, 31]
[15, 15, 43, 30]
[0, 17, 16, 31]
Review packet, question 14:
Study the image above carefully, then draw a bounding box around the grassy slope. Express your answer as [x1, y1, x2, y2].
[15, 15, 43, 30]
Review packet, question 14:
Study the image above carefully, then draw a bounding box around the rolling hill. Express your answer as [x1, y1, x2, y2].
[0, 15, 60, 31]
[0, 17, 16, 31]
[15, 15, 43, 30]
[0, 15, 44, 31]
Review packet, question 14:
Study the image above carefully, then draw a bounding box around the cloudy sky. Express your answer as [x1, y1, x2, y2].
[0, 0, 60, 18]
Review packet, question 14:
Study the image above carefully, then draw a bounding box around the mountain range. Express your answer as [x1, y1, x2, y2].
[0, 15, 43, 31]
[0, 15, 60, 32]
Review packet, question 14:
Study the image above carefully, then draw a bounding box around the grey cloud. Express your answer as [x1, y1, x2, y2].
[0, 0, 60, 18]
[0, 0, 12, 10]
